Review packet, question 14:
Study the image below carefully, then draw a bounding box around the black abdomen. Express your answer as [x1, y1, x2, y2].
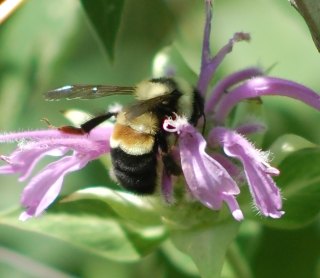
[111, 147, 157, 194]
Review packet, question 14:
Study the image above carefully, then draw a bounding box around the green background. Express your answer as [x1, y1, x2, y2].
[0, 0, 319, 277]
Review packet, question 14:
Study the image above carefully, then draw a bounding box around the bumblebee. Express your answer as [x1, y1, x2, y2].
[46, 77, 204, 194]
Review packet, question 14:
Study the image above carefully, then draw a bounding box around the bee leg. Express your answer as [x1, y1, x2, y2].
[80, 112, 117, 133]
[41, 118, 56, 128]
[58, 126, 85, 135]
[58, 112, 117, 135]
[162, 154, 182, 176]
[157, 132, 182, 176]
[41, 118, 85, 135]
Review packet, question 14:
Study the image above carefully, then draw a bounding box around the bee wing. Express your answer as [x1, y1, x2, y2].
[124, 93, 175, 120]
[45, 85, 135, 100]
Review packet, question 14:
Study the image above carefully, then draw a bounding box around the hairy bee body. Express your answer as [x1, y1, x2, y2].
[110, 112, 160, 194]
[48, 77, 204, 194]
[108, 78, 204, 194]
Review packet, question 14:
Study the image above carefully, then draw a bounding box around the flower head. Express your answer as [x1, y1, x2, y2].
[1, 1, 320, 222]
[164, 117, 244, 221]
[160, 1, 320, 220]
[0, 127, 111, 220]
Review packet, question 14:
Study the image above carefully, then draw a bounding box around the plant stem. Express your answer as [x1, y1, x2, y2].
[226, 242, 253, 278]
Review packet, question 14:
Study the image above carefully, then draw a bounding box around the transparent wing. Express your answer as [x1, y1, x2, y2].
[124, 93, 177, 120]
[45, 85, 135, 100]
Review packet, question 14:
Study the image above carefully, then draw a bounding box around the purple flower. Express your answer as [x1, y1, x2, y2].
[163, 117, 244, 221]
[0, 127, 112, 220]
[1, 0, 320, 222]
[213, 76, 320, 124]
[163, 114, 284, 220]
[209, 127, 284, 218]
[161, 0, 320, 220]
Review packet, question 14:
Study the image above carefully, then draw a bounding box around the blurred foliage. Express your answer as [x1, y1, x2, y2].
[0, 0, 320, 277]
[80, 0, 125, 60]
[290, 0, 320, 52]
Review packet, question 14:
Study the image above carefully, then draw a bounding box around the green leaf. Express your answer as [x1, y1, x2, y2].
[80, 0, 125, 60]
[161, 240, 198, 276]
[261, 148, 320, 229]
[290, 0, 320, 52]
[269, 134, 317, 166]
[252, 224, 320, 278]
[62, 187, 162, 225]
[1, 197, 166, 262]
[171, 222, 240, 278]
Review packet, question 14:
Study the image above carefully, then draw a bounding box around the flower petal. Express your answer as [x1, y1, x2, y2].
[205, 67, 264, 113]
[0, 147, 68, 181]
[211, 127, 284, 218]
[0, 126, 113, 144]
[196, 0, 250, 95]
[215, 76, 320, 124]
[211, 152, 243, 182]
[0, 130, 67, 142]
[0, 127, 111, 179]
[19, 153, 90, 220]
[0, 127, 113, 220]
[164, 117, 243, 220]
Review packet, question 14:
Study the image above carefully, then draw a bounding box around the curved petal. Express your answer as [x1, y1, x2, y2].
[211, 127, 284, 218]
[205, 67, 263, 113]
[215, 77, 320, 124]
[0, 125, 113, 142]
[20, 153, 90, 220]
[0, 147, 68, 181]
[164, 117, 243, 220]
[0, 126, 113, 220]
[179, 130, 243, 220]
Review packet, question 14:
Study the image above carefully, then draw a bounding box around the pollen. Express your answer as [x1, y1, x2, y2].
[110, 124, 155, 155]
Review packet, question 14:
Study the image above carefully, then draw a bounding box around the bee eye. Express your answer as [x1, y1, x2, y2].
[162, 100, 169, 105]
